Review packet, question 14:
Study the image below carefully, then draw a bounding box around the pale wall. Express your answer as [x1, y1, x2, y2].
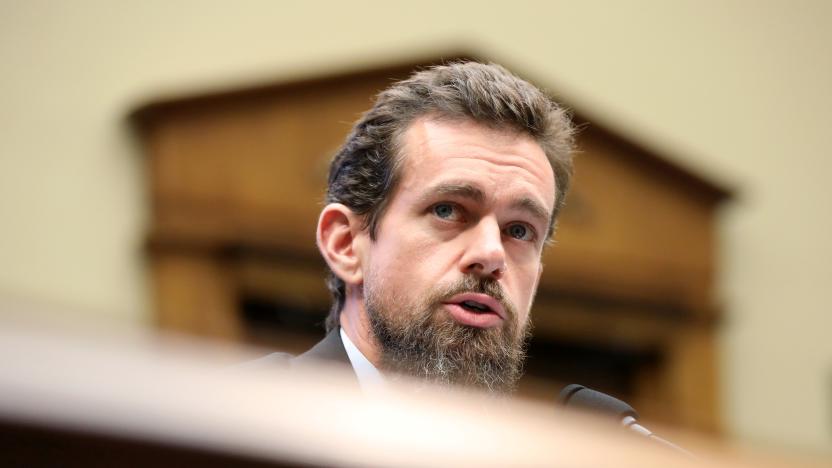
[1, 0, 830, 455]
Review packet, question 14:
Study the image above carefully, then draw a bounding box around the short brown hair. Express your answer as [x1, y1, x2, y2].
[323, 61, 575, 330]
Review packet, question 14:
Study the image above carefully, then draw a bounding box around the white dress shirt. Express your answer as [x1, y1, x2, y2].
[340, 328, 385, 390]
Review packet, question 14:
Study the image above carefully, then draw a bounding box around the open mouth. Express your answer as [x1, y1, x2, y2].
[442, 293, 506, 328]
[459, 300, 492, 313]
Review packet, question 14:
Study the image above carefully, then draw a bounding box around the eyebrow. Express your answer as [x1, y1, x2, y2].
[430, 182, 485, 203]
[512, 196, 551, 228]
[421, 181, 551, 228]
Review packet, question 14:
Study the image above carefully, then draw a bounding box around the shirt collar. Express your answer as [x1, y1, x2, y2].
[339, 327, 385, 390]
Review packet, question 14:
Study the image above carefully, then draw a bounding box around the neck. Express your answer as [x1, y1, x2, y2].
[339, 298, 382, 368]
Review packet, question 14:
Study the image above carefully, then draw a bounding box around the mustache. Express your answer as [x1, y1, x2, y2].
[434, 275, 517, 321]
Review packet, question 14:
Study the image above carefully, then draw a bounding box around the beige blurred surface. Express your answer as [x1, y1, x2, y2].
[0, 316, 824, 468]
[1, 0, 830, 457]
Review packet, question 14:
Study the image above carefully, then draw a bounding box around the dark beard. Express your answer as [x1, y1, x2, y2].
[366, 275, 531, 393]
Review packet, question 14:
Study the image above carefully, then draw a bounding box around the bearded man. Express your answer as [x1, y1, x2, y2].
[266, 61, 574, 394]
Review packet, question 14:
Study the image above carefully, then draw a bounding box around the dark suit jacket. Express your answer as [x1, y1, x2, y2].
[293, 328, 351, 368]
[242, 328, 355, 382]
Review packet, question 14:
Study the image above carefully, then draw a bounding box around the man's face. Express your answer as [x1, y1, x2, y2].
[360, 117, 555, 392]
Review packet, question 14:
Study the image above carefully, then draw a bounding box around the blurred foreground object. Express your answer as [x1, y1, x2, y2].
[0, 317, 818, 468]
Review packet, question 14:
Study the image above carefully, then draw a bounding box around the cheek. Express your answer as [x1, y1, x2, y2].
[508, 261, 542, 309]
[371, 231, 438, 285]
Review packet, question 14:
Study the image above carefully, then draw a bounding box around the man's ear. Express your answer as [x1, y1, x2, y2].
[316, 203, 366, 286]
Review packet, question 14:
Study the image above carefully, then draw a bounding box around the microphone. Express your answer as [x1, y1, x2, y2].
[558, 384, 694, 458]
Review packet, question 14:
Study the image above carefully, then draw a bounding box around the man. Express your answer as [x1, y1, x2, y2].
[285, 61, 574, 393]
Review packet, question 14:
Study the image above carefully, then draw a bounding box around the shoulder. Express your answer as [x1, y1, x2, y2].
[293, 328, 351, 367]
[238, 328, 351, 370]
[235, 351, 293, 371]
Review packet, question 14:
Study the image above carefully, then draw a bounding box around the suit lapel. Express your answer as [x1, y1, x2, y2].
[293, 328, 351, 367]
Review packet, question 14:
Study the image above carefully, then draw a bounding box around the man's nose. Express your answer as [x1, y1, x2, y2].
[459, 218, 506, 280]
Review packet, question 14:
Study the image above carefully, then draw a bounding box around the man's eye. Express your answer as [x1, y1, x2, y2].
[505, 223, 534, 241]
[433, 203, 458, 220]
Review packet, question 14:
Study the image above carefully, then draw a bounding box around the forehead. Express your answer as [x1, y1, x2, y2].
[396, 117, 556, 211]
